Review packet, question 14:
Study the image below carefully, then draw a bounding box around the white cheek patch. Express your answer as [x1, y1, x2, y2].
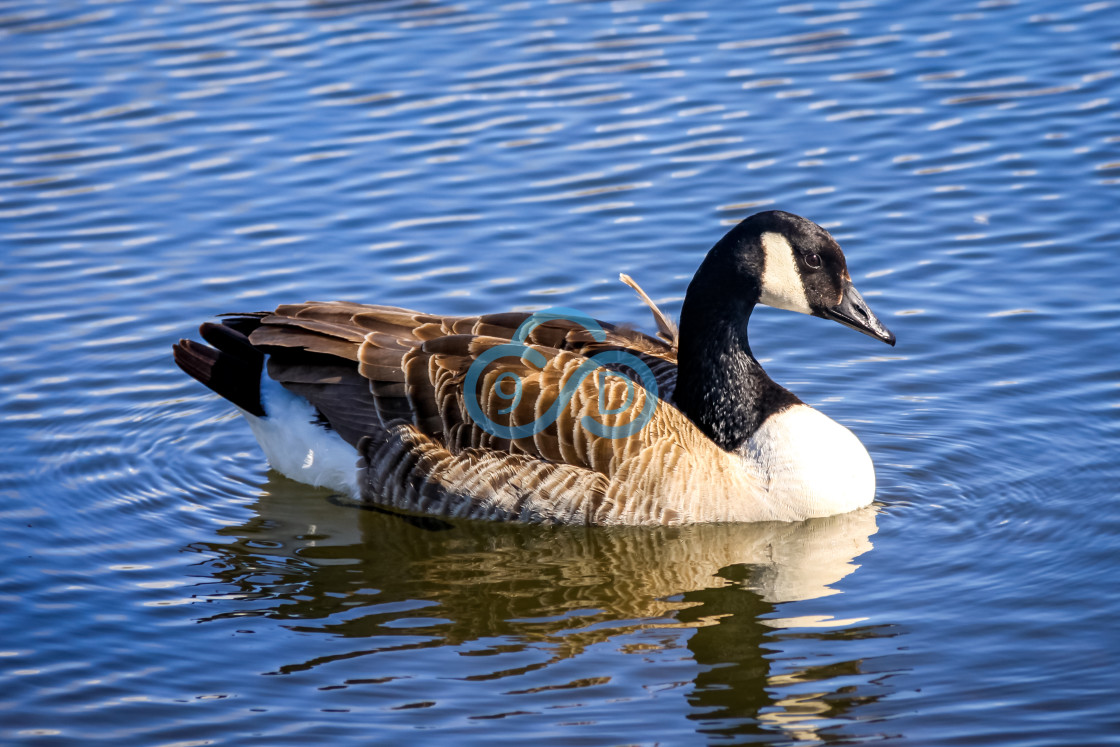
[758, 232, 813, 315]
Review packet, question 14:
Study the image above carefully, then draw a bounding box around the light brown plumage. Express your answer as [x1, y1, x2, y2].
[228, 294, 763, 525]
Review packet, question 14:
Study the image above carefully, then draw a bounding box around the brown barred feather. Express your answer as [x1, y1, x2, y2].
[179, 294, 783, 525]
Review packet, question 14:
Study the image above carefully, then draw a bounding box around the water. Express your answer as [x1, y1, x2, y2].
[2, 0, 1118, 743]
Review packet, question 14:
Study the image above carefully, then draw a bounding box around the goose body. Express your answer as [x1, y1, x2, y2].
[174, 211, 895, 525]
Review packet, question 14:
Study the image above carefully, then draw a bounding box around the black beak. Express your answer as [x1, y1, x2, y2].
[821, 279, 896, 346]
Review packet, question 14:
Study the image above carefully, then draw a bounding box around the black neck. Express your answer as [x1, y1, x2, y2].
[673, 259, 801, 452]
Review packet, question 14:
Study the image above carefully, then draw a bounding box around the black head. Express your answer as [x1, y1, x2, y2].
[706, 210, 895, 345]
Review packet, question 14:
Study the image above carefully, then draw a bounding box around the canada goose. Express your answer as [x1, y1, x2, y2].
[174, 210, 895, 525]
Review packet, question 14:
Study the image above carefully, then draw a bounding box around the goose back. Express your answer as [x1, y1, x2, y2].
[213, 302, 769, 524]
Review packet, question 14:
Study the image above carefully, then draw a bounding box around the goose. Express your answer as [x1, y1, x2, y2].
[173, 210, 895, 525]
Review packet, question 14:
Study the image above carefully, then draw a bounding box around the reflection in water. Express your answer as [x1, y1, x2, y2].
[191, 475, 891, 741]
[1, 0, 1116, 741]
[680, 577, 896, 743]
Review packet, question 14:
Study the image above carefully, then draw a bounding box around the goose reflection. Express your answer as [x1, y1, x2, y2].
[190, 475, 889, 741]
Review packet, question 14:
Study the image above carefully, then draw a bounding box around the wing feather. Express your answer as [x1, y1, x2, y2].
[196, 300, 759, 524]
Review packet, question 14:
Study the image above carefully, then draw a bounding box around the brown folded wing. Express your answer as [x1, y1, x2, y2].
[236, 301, 749, 524]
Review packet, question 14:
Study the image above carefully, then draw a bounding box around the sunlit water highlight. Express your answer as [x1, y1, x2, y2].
[1, 1, 1118, 744]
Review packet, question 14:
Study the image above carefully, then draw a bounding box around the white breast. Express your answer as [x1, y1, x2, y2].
[743, 404, 876, 519]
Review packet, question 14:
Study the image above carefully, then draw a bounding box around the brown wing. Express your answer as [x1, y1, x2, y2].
[372, 332, 661, 469]
[240, 301, 677, 446]
[205, 301, 750, 524]
[178, 300, 770, 524]
[353, 336, 751, 524]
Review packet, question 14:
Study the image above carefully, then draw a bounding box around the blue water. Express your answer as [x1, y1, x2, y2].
[2, 0, 1118, 743]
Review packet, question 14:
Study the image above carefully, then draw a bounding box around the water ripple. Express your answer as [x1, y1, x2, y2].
[1, 0, 1118, 744]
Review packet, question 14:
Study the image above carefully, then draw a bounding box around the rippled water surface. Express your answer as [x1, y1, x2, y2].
[2, 0, 1119, 744]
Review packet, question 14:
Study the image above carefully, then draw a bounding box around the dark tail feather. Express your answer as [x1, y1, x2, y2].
[217, 312, 268, 337]
[199, 321, 260, 362]
[173, 322, 266, 417]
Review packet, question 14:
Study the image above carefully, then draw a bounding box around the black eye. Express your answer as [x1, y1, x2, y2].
[803, 253, 822, 269]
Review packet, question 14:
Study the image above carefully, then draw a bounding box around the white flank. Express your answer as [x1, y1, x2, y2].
[745, 404, 875, 519]
[758, 231, 813, 315]
[239, 371, 361, 498]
